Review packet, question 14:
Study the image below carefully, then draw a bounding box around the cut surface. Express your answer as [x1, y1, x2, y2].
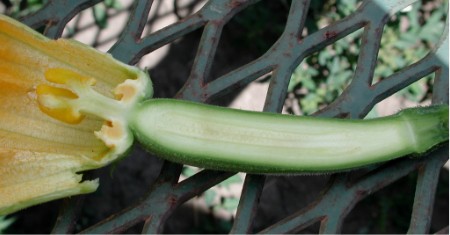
[131, 99, 447, 173]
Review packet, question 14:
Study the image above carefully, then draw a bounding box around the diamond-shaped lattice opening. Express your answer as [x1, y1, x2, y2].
[146, 31, 204, 98]
[286, 28, 363, 115]
[62, 1, 133, 51]
[252, 174, 330, 233]
[209, 0, 289, 81]
[138, 0, 207, 69]
[342, 171, 417, 234]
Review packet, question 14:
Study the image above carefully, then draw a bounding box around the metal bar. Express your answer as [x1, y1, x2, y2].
[190, 21, 223, 83]
[436, 226, 450, 234]
[230, 174, 266, 234]
[136, 14, 206, 63]
[264, 66, 293, 113]
[133, 0, 259, 66]
[432, 67, 449, 104]
[204, 1, 368, 104]
[179, 20, 225, 100]
[200, 57, 275, 101]
[259, 176, 348, 234]
[51, 197, 85, 234]
[259, 149, 447, 234]
[432, 18, 449, 104]
[22, 0, 102, 39]
[319, 214, 344, 234]
[263, 0, 310, 113]
[407, 151, 448, 234]
[174, 170, 235, 201]
[108, 0, 153, 63]
[139, 183, 177, 234]
[79, 199, 150, 234]
[140, 170, 234, 234]
[79, 161, 180, 234]
[370, 55, 440, 103]
[317, 175, 352, 234]
[217, 2, 314, 226]
[156, 161, 183, 185]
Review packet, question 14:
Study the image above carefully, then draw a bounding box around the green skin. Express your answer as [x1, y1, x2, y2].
[130, 99, 449, 174]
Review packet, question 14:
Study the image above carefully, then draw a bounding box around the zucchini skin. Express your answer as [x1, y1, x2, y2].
[130, 99, 448, 173]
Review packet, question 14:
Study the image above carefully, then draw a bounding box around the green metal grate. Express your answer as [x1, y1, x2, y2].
[6, 0, 448, 233]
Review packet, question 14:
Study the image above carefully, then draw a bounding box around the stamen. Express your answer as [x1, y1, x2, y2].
[35, 67, 143, 161]
[36, 85, 84, 124]
[36, 68, 121, 124]
[45, 68, 96, 87]
[94, 120, 124, 147]
[114, 79, 138, 102]
[36, 85, 78, 99]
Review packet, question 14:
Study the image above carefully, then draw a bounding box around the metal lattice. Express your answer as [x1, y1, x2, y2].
[7, 0, 448, 233]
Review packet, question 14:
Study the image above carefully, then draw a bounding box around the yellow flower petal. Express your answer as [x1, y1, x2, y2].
[0, 14, 152, 215]
[0, 150, 99, 215]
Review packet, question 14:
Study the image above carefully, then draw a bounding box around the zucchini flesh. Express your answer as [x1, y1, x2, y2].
[131, 99, 448, 173]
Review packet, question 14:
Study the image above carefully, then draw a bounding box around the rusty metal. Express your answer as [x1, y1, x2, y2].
[6, 0, 448, 233]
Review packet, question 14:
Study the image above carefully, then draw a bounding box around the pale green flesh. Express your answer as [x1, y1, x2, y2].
[131, 99, 420, 173]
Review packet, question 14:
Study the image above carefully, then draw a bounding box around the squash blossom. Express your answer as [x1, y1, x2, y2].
[0, 14, 152, 215]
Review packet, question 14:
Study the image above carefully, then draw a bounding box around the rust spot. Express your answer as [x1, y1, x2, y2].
[167, 195, 178, 206]
[354, 189, 367, 200]
[144, 215, 153, 224]
[375, 27, 382, 35]
[283, 52, 292, 57]
[324, 31, 338, 39]
[45, 19, 57, 27]
[363, 38, 368, 44]
[210, 20, 223, 27]
[200, 80, 208, 89]
[201, 92, 208, 101]
[210, 36, 217, 44]
[229, 0, 245, 8]
[335, 112, 350, 119]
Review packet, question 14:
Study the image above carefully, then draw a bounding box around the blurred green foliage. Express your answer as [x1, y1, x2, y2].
[92, 0, 122, 29]
[288, 0, 447, 115]
[180, 166, 241, 232]
[0, 216, 14, 234]
[182, 166, 242, 214]
[6, 0, 46, 17]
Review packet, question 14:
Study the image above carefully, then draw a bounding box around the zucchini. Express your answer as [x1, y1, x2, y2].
[131, 99, 448, 173]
